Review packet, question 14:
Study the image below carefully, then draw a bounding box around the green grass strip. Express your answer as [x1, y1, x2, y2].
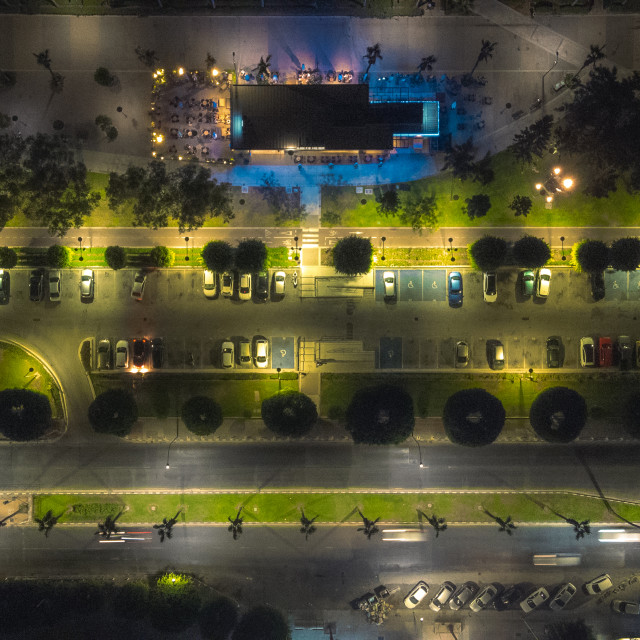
[33, 491, 640, 525]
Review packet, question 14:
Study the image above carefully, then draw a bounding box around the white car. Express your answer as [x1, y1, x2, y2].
[429, 581, 456, 612]
[520, 587, 549, 613]
[221, 341, 234, 369]
[239, 273, 252, 301]
[584, 574, 613, 595]
[203, 270, 217, 298]
[115, 340, 129, 369]
[383, 271, 396, 300]
[469, 584, 498, 613]
[549, 583, 576, 611]
[254, 339, 269, 368]
[537, 268, 551, 298]
[483, 271, 497, 302]
[612, 600, 640, 615]
[580, 336, 595, 367]
[131, 272, 146, 300]
[49, 270, 61, 301]
[221, 271, 234, 297]
[80, 269, 94, 299]
[403, 581, 429, 609]
[274, 271, 286, 296]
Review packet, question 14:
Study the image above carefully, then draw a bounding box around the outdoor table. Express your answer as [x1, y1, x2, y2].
[307, 156, 316, 163]
[171, 114, 179, 123]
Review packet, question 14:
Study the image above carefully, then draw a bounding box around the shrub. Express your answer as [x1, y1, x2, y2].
[94, 66, 117, 87]
[105, 245, 126, 270]
[232, 605, 289, 640]
[46, 244, 72, 268]
[529, 386, 587, 443]
[512, 235, 551, 268]
[150, 245, 175, 268]
[333, 235, 373, 276]
[443, 389, 505, 446]
[88, 389, 138, 437]
[150, 573, 201, 632]
[0, 246, 18, 268]
[261, 390, 318, 437]
[198, 596, 239, 640]
[574, 239, 609, 273]
[181, 396, 223, 436]
[235, 238, 267, 272]
[0, 388, 52, 440]
[202, 240, 234, 272]
[468, 235, 507, 271]
[71, 502, 123, 520]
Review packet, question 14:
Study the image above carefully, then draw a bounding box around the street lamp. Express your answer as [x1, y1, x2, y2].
[184, 236, 190, 262]
[560, 236, 566, 261]
[381, 236, 386, 261]
[293, 236, 299, 262]
[276, 367, 282, 391]
[541, 50, 559, 103]
[411, 434, 424, 468]
[166, 403, 180, 469]
[78, 236, 84, 261]
[448, 237, 455, 262]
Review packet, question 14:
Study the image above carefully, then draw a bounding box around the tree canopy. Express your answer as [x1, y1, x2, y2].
[94, 67, 117, 87]
[202, 240, 234, 273]
[508, 195, 532, 218]
[258, 173, 307, 224]
[610, 237, 640, 271]
[106, 162, 233, 232]
[46, 244, 71, 268]
[0, 388, 52, 441]
[443, 389, 505, 446]
[442, 137, 476, 181]
[235, 238, 267, 272]
[199, 596, 239, 640]
[376, 189, 400, 216]
[150, 245, 174, 268]
[512, 235, 551, 268]
[181, 396, 223, 436]
[574, 239, 609, 273]
[399, 192, 440, 232]
[346, 384, 415, 445]
[529, 387, 587, 443]
[545, 619, 595, 640]
[88, 389, 138, 437]
[261, 390, 318, 437]
[0, 246, 18, 268]
[105, 245, 126, 270]
[232, 605, 290, 640]
[333, 235, 373, 276]
[469, 235, 508, 271]
[510, 115, 554, 165]
[463, 194, 491, 220]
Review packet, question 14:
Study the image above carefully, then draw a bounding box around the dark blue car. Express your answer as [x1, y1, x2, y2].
[448, 271, 463, 307]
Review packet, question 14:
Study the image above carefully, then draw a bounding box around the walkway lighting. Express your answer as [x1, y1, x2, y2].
[178, 67, 184, 76]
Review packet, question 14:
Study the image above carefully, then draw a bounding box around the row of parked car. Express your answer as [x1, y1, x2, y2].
[454, 336, 563, 370]
[204, 270, 286, 301]
[97, 337, 164, 372]
[403, 574, 631, 614]
[580, 335, 639, 369]
[0, 269, 95, 302]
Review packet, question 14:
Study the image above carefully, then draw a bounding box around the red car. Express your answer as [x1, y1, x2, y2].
[598, 337, 613, 367]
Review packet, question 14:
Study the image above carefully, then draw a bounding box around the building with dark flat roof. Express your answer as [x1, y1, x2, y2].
[230, 84, 438, 151]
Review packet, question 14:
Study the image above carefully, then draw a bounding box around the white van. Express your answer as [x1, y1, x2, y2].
[533, 553, 581, 566]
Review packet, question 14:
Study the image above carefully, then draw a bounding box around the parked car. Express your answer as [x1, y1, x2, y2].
[617, 336, 633, 370]
[131, 338, 148, 371]
[383, 271, 396, 300]
[520, 587, 549, 613]
[80, 269, 94, 299]
[611, 600, 640, 615]
[536, 268, 551, 298]
[48, 270, 61, 301]
[521, 270, 535, 296]
[469, 584, 498, 613]
[255, 271, 269, 301]
[131, 272, 147, 301]
[221, 341, 234, 368]
[449, 582, 478, 611]
[429, 582, 456, 612]
[488, 340, 505, 370]
[637, 340, 640, 369]
[239, 273, 252, 301]
[221, 271, 234, 297]
[546, 336, 562, 368]
[0, 269, 9, 303]
[115, 340, 129, 369]
[549, 583, 577, 611]
[403, 581, 429, 609]
[483, 272, 497, 302]
[203, 270, 217, 298]
[29, 271, 43, 301]
[580, 337, 595, 367]
[151, 338, 164, 369]
[590, 271, 605, 301]
[254, 338, 269, 368]
[496, 586, 522, 610]
[584, 574, 613, 595]
[448, 271, 463, 307]
[598, 336, 613, 367]
[455, 340, 469, 368]
[239, 340, 251, 365]
[97, 339, 111, 370]
[274, 271, 286, 296]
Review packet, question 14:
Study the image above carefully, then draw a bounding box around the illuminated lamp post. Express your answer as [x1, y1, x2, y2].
[381, 236, 386, 261]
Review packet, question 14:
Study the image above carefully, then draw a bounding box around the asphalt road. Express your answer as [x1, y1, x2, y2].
[1, 524, 639, 639]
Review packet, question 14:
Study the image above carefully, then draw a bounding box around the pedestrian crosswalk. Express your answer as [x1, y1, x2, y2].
[301, 228, 319, 248]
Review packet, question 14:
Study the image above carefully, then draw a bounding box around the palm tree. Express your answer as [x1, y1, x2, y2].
[566, 517, 591, 540]
[299, 509, 318, 540]
[483, 509, 517, 535]
[425, 513, 448, 538]
[357, 509, 380, 539]
[576, 44, 606, 77]
[256, 55, 272, 83]
[33, 50, 52, 71]
[363, 43, 383, 78]
[227, 508, 244, 540]
[95, 512, 122, 540]
[154, 510, 181, 543]
[417, 55, 437, 74]
[470, 40, 497, 77]
[35, 510, 61, 538]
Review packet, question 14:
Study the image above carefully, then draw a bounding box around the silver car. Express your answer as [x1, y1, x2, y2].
[469, 584, 498, 613]
[520, 587, 549, 613]
[115, 340, 129, 369]
[455, 340, 469, 368]
[274, 271, 286, 296]
[254, 339, 269, 368]
[429, 581, 456, 612]
[221, 341, 234, 368]
[549, 583, 576, 611]
[131, 272, 147, 301]
[383, 271, 396, 300]
[80, 269, 94, 299]
[203, 270, 217, 298]
[449, 582, 478, 611]
[221, 271, 234, 297]
[49, 270, 61, 301]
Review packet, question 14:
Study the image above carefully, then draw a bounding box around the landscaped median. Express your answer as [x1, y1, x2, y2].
[33, 490, 640, 526]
